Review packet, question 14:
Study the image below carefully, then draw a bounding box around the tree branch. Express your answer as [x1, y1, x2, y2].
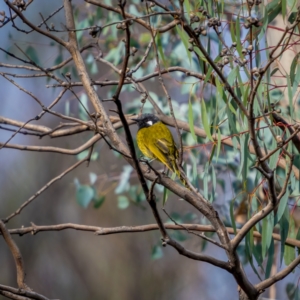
[0, 284, 49, 300]
[4, 222, 300, 248]
[255, 254, 300, 293]
[0, 221, 29, 290]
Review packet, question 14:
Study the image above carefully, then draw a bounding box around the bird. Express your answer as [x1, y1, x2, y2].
[132, 113, 187, 187]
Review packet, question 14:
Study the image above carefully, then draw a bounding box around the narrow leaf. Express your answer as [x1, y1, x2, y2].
[184, 0, 191, 23]
[201, 99, 213, 141]
[230, 198, 237, 235]
[282, 0, 286, 19]
[277, 190, 289, 222]
[156, 33, 167, 66]
[176, 25, 191, 63]
[215, 129, 222, 163]
[188, 97, 197, 142]
[280, 205, 290, 266]
[265, 239, 275, 279]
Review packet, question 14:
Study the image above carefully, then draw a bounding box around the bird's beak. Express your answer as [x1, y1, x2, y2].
[131, 117, 139, 122]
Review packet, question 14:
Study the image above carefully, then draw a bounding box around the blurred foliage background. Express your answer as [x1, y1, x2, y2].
[1, 0, 300, 299]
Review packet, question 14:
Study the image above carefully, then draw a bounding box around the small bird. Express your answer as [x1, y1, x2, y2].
[133, 114, 186, 186]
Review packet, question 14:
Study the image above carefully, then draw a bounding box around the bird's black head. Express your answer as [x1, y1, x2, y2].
[132, 113, 160, 129]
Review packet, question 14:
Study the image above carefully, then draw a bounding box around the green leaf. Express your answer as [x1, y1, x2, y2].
[262, 211, 274, 259]
[151, 245, 163, 260]
[266, 0, 281, 24]
[238, 134, 246, 178]
[245, 229, 262, 280]
[293, 60, 300, 96]
[235, 17, 243, 59]
[115, 165, 133, 194]
[287, 75, 294, 119]
[208, 144, 216, 166]
[290, 53, 300, 84]
[25, 46, 40, 65]
[117, 195, 129, 209]
[79, 93, 89, 121]
[163, 171, 175, 205]
[288, 11, 297, 23]
[184, 0, 191, 23]
[265, 239, 274, 279]
[74, 178, 80, 189]
[76, 150, 98, 161]
[93, 195, 105, 209]
[262, 214, 268, 259]
[210, 165, 217, 202]
[65, 100, 70, 116]
[227, 67, 238, 86]
[297, 228, 300, 255]
[269, 139, 280, 170]
[284, 217, 295, 267]
[215, 129, 221, 163]
[90, 152, 99, 161]
[280, 205, 290, 266]
[193, 46, 207, 62]
[203, 162, 209, 199]
[176, 25, 191, 63]
[76, 185, 95, 208]
[253, 243, 264, 273]
[286, 283, 296, 300]
[201, 99, 213, 141]
[242, 134, 250, 186]
[163, 185, 170, 206]
[215, 76, 224, 102]
[156, 33, 167, 66]
[188, 97, 197, 142]
[77, 150, 88, 160]
[282, 0, 287, 19]
[277, 190, 289, 222]
[226, 105, 238, 135]
[230, 198, 237, 235]
[171, 230, 188, 242]
[284, 244, 295, 267]
[203, 65, 213, 86]
[54, 53, 63, 66]
[230, 16, 236, 43]
[89, 172, 98, 185]
[270, 67, 279, 77]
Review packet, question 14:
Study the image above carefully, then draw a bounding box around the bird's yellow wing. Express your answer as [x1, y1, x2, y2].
[152, 138, 176, 171]
[156, 138, 172, 154]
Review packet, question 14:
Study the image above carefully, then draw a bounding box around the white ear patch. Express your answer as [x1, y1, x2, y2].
[146, 120, 153, 126]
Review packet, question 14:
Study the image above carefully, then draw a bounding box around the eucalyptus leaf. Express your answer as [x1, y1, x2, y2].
[76, 185, 95, 208]
[117, 195, 129, 209]
[151, 245, 163, 260]
[93, 195, 105, 209]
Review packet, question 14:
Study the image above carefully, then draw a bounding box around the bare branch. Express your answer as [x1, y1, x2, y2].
[255, 255, 300, 293]
[0, 284, 50, 300]
[0, 221, 29, 290]
[4, 0, 67, 47]
[231, 202, 273, 250]
[166, 238, 231, 271]
[4, 223, 300, 248]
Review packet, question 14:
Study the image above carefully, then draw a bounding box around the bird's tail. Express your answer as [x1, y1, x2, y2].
[171, 160, 190, 189]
